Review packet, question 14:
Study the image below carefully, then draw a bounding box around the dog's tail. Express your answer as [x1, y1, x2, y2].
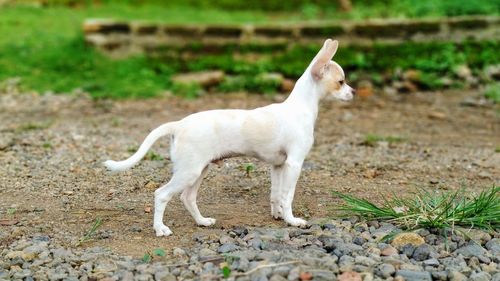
[104, 122, 178, 172]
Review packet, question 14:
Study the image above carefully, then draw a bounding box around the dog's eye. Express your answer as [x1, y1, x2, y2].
[339, 80, 345, 85]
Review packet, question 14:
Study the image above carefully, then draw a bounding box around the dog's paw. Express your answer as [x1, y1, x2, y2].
[154, 224, 173, 237]
[271, 203, 283, 219]
[286, 217, 308, 227]
[197, 217, 216, 227]
[272, 210, 283, 220]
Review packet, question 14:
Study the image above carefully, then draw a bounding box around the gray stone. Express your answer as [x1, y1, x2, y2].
[237, 256, 250, 272]
[333, 242, 363, 257]
[492, 273, 500, 281]
[155, 271, 175, 281]
[448, 270, 467, 281]
[431, 271, 448, 281]
[257, 251, 280, 262]
[51, 248, 72, 260]
[401, 244, 416, 257]
[121, 271, 135, 281]
[453, 242, 487, 258]
[231, 226, 249, 237]
[355, 256, 376, 267]
[171, 267, 181, 276]
[339, 255, 355, 272]
[441, 256, 469, 273]
[32, 235, 50, 243]
[375, 263, 396, 278]
[273, 265, 291, 277]
[23, 244, 46, 256]
[270, 275, 288, 281]
[352, 236, 366, 246]
[199, 248, 216, 257]
[323, 224, 336, 230]
[94, 260, 117, 273]
[464, 229, 492, 245]
[469, 271, 491, 281]
[180, 270, 195, 279]
[250, 238, 262, 250]
[129, 226, 142, 232]
[13, 269, 32, 279]
[136, 273, 153, 281]
[486, 238, 500, 255]
[287, 266, 300, 281]
[172, 70, 225, 88]
[396, 270, 432, 281]
[251, 272, 269, 281]
[312, 270, 336, 281]
[372, 223, 398, 239]
[219, 235, 234, 245]
[477, 255, 491, 264]
[468, 256, 481, 270]
[47, 270, 68, 281]
[172, 247, 186, 257]
[412, 244, 433, 261]
[423, 258, 440, 266]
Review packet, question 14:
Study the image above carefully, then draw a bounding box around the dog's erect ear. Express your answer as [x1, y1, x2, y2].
[311, 39, 339, 80]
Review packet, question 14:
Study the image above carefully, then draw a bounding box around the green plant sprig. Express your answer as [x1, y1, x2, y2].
[333, 186, 499, 231]
[76, 217, 103, 246]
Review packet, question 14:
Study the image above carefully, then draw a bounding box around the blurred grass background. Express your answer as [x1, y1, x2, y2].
[0, 0, 499, 98]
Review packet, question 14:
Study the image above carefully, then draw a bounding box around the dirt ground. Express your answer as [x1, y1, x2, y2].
[0, 89, 498, 257]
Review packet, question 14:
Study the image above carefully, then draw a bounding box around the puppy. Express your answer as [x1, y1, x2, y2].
[104, 39, 354, 236]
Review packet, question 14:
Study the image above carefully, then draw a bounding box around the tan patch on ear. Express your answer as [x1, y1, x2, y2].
[311, 39, 340, 80]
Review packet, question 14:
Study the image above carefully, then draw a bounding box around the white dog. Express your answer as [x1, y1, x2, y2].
[104, 39, 354, 236]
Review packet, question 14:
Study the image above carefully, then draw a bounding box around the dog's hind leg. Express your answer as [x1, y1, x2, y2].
[153, 166, 204, 237]
[180, 165, 216, 227]
[270, 165, 284, 219]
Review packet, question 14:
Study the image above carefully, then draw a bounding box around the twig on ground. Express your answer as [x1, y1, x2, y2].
[235, 260, 301, 277]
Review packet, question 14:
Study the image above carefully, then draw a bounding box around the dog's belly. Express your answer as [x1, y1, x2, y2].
[211, 148, 287, 167]
[255, 149, 287, 166]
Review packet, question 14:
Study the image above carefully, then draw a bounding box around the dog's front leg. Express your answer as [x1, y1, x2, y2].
[270, 165, 284, 219]
[280, 159, 308, 227]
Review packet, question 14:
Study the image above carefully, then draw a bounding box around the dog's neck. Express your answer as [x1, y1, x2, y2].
[283, 71, 322, 123]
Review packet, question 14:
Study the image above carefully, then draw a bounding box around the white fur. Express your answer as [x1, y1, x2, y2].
[104, 39, 354, 236]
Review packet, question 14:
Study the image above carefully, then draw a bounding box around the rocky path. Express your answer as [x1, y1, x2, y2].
[0, 83, 499, 280]
[1, 220, 499, 280]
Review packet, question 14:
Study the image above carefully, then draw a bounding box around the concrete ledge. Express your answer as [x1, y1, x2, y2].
[83, 16, 500, 57]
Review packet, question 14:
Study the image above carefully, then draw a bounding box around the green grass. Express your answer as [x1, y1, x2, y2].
[42, 141, 53, 149]
[0, 4, 281, 99]
[243, 163, 255, 177]
[1, 3, 500, 99]
[335, 0, 500, 19]
[76, 217, 103, 246]
[333, 186, 499, 231]
[15, 121, 53, 132]
[32, 0, 500, 18]
[142, 248, 166, 263]
[484, 83, 500, 103]
[362, 134, 405, 146]
[127, 147, 164, 160]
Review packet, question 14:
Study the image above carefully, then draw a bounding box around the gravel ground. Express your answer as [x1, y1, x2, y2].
[1, 219, 499, 280]
[0, 80, 499, 280]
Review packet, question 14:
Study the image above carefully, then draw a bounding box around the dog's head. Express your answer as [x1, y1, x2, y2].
[310, 39, 354, 101]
